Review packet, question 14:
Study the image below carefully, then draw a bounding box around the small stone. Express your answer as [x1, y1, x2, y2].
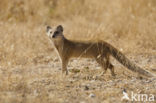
[84, 85, 89, 90]
[89, 93, 96, 98]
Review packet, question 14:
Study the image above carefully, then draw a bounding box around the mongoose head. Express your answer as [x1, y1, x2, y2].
[46, 25, 64, 40]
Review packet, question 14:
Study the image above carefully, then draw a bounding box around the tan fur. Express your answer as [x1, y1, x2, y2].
[46, 25, 155, 77]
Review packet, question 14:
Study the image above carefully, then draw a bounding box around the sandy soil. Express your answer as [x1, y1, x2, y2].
[0, 53, 156, 103]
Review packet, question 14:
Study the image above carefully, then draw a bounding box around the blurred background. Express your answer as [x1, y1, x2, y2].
[0, 0, 156, 67]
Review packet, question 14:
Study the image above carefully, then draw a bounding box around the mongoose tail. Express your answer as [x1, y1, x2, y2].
[107, 45, 156, 77]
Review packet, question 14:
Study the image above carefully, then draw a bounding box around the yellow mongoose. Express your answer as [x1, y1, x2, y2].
[46, 25, 155, 77]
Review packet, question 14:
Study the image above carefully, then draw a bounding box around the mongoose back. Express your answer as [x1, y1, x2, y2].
[46, 25, 155, 78]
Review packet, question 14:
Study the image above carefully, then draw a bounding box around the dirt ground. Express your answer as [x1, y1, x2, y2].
[0, 51, 156, 103]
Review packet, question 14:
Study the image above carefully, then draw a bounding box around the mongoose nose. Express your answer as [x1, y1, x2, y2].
[52, 34, 55, 38]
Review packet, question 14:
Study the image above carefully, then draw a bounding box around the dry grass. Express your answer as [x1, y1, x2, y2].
[0, 0, 156, 103]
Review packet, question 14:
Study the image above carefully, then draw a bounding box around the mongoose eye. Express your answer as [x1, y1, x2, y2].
[50, 31, 52, 34]
[54, 31, 59, 34]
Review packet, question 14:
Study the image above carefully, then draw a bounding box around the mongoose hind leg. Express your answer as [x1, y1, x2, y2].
[108, 63, 116, 77]
[105, 55, 116, 77]
[95, 55, 116, 77]
[95, 57, 108, 75]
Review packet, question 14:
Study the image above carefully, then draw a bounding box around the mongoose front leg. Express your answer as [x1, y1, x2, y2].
[61, 57, 69, 75]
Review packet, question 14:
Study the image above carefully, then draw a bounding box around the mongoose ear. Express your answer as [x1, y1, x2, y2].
[46, 26, 52, 32]
[56, 25, 63, 32]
